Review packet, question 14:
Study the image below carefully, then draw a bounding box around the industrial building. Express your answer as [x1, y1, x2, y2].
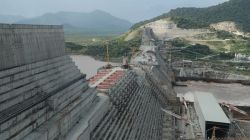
[194, 92, 230, 139]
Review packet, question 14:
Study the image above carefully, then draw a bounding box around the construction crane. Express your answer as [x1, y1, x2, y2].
[103, 41, 112, 69]
[105, 42, 110, 65]
[161, 108, 194, 125]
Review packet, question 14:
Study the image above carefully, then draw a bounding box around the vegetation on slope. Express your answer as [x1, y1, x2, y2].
[132, 0, 250, 32]
[131, 0, 250, 76]
[171, 39, 250, 75]
[66, 31, 141, 60]
[168, 0, 250, 32]
[169, 38, 230, 60]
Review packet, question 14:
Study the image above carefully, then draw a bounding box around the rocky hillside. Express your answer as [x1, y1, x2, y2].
[132, 0, 250, 33]
[209, 21, 249, 37]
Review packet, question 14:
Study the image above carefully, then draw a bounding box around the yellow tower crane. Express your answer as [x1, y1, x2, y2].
[106, 43, 110, 65]
[104, 41, 112, 69]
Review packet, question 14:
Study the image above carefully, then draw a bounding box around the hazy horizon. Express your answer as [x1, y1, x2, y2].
[0, 0, 228, 22]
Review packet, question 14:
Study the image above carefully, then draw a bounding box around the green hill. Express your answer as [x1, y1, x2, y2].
[17, 10, 132, 35]
[132, 0, 250, 32]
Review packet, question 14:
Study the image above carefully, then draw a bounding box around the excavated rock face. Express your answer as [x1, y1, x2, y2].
[210, 21, 242, 34]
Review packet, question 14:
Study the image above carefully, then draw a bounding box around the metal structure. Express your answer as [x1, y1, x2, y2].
[194, 92, 230, 139]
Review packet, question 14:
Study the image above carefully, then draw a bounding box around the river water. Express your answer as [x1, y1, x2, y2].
[70, 55, 119, 79]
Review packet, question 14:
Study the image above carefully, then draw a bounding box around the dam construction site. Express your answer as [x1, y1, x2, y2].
[0, 24, 250, 140]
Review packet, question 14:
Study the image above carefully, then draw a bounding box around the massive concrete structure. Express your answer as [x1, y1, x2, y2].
[89, 27, 177, 140]
[0, 24, 177, 140]
[0, 24, 109, 140]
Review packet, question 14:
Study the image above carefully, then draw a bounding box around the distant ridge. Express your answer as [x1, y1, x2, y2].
[131, 0, 250, 32]
[17, 10, 132, 34]
[0, 10, 132, 35]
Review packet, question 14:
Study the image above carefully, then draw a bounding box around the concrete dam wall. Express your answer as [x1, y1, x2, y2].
[0, 24, 176, 140]
[91, 69, 176, 140]
[0, 24, 65, 71]
[0, 24, 109, 140]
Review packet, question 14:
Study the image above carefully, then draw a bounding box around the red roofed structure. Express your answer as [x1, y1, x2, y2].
[89, 68, 126, 91]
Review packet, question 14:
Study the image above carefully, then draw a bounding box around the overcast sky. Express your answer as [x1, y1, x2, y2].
[0, 0, 228, 23]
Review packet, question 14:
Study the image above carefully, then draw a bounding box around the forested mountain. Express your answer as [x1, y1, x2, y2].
[132, 0, 250, 32]
[0, 10, 132, 35]
[17, 10, 132, 34]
